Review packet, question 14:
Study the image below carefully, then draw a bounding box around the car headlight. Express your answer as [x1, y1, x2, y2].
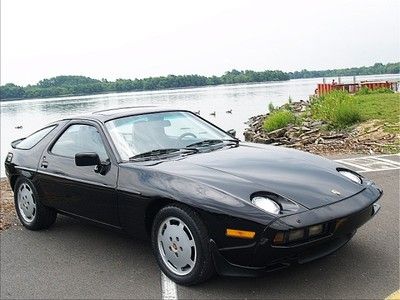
[252, 196, 281, 214]
[339, 170, 362, 184]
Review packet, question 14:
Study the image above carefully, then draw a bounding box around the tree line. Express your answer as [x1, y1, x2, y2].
[288, 62, 399, 79]
[1, 62, 398, 100]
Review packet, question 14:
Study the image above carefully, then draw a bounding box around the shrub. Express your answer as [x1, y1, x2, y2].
[335, 103, 362, 127]
[310, 90, 362, 128]
[263, 109, 296, 132]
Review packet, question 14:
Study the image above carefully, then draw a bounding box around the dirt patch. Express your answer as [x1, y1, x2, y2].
[0, 178, 17, 231]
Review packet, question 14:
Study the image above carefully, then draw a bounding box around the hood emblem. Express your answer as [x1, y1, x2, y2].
[331, 189, 341, 196]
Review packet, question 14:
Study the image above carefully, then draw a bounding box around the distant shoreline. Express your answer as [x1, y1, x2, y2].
[1, 62, 399, 101]
[0, 80, 293, 102]
[1, 73, 399, 104]
[0, 81, 264, 102]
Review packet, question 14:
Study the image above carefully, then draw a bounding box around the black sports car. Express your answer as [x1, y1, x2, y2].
[4, 107, 382, 285]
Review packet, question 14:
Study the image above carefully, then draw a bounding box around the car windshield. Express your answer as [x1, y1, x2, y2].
[105, 111, 234, 160]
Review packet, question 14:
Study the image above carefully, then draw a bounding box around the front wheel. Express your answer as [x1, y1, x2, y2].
[14, 177, 57, 230]
[151, 204, 215, 285]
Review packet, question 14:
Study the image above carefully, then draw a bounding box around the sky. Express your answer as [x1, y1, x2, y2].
[1, 0, 399, 86]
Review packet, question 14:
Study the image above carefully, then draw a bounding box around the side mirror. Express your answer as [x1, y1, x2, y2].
[227, 129, 236, 138]
[75, 152, 101, 167]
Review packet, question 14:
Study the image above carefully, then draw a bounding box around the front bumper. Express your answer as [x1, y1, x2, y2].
[211, 185, 382, 277]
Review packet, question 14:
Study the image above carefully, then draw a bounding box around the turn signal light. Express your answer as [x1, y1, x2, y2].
[226, 229, 256, 239]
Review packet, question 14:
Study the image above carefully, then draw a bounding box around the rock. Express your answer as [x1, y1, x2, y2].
[254, 137, 268, 143]
[289, 137, 300, 143]
[322, 134, 344, 139]
[298, 128, 320, 138]
[315, 137, 324, 144]
[267, 128, 286, 139]
[285, 131, 299, 139]
[311, 121, 324, 127]
[244, 130, 254, 141]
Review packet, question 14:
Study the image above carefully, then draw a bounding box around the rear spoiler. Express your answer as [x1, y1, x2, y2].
[11, 138, 25, 149]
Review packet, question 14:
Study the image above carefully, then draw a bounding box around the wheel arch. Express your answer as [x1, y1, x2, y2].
[144, 197, 174, 236]
[9, 175, 20, 191]
[144, 197, 206, 236]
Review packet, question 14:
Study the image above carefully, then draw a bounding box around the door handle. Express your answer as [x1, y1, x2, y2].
[40, 161, 48, 168]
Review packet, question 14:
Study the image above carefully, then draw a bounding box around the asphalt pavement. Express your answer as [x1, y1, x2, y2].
[1, 154, 399, 299]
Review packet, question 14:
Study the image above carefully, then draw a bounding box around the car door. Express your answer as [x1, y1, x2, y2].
[36, 120, 120, 226]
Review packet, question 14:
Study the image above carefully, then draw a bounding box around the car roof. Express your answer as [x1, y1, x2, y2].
[62, 106, 187, 123]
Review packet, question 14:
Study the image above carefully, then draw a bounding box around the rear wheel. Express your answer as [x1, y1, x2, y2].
[151, 204, 215, 285]
[14, 177, 57, 230]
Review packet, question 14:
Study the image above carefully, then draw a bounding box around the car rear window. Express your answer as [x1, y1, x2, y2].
[16, 125, 57, 149]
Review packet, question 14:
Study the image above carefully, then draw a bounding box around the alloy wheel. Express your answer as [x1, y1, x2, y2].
[157, 217, 197, 276]
[17, 183, 36, 223]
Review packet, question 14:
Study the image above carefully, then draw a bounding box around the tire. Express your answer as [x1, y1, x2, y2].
[14, 177, 57, 230]
[151, 203, 215, 285]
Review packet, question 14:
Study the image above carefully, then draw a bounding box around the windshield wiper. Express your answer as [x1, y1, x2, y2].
[129, 148, 198, 161]
[185, 139, 239, 148]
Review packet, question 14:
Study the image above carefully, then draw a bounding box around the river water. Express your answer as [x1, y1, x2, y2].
[1, 74, 399, 176]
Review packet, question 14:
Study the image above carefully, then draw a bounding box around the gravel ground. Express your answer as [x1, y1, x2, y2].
[0, 179, 16, 231]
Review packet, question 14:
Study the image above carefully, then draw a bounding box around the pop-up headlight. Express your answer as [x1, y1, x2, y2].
[251, 196, 281, 215]
[339, 170, 362, 184]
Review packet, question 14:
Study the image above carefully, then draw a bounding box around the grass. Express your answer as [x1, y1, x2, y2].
[263, 90, 399, 134]
[355, 87, 394, 95]
[310, 90, 362, 128]
[263, 109, 296, 132]
[310, 89, 399, 131]
[354, 92, 400, 132]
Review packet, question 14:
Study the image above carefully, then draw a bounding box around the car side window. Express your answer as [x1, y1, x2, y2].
[16, 125, 57, 149]
[51, 124, 108, 161]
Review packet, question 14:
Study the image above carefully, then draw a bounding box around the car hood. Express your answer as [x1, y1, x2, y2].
[133, 143, 365, 210]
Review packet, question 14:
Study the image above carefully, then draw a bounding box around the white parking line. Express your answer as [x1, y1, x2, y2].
[335, 154, 400, 173]
[357, 167, 400, 173]
[334, 159, 373, 172]
[372, 156, 400, 166]
[161, 272, 177, 300]
[372, 153, 400, 158]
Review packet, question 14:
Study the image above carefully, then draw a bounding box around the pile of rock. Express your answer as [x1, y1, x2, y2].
[244, 100, 399, 155]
